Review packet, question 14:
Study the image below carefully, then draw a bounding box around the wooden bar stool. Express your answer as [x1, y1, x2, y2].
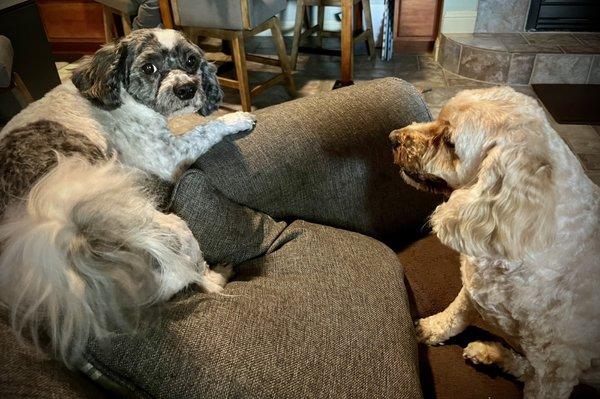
[94, 0, 137, 42]
[290, 0, 375, 86]
[159, 0, 296, 112]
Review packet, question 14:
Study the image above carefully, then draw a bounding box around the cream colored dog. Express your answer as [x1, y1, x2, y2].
[389, 86, 600, 399]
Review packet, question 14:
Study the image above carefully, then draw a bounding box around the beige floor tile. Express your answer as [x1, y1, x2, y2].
[552, 124, 600, 154]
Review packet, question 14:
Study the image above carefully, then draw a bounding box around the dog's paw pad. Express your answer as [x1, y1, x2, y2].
[463, 341, 502, 365]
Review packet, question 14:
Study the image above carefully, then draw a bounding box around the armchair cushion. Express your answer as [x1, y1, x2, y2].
[85, 221, 422, 399]
[192, 78, 442, 244]
[169, 168, 287, 265]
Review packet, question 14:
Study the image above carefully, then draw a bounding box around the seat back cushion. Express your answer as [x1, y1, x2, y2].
[173, 0, 286, 30]
[84, 220, 422, 399]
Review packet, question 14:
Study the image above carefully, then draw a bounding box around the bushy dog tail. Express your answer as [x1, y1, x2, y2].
[0, 156, 192, 366]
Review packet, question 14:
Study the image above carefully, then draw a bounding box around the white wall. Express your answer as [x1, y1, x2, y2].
[269, 1, 386, 44]
[440, 0, 478, 33]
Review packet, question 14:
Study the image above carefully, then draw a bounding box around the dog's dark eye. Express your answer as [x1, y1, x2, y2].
[142, 63, 156, 75]
[186, 55, 198, 69]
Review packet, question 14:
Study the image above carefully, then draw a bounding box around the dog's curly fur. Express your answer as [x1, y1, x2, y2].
[390, 86, 600, 399]
[0, 29, 255, 366]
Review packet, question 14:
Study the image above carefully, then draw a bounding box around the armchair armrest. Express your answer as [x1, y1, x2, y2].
[185, 77, 443, 243]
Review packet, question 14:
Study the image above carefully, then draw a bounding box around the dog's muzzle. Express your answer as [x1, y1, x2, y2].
[389, 128, 452, 195]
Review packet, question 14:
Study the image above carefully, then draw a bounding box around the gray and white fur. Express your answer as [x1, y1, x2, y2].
[0, 28, 255, 366]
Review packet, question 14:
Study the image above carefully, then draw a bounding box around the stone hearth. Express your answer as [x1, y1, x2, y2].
[436, 32, 600, 84]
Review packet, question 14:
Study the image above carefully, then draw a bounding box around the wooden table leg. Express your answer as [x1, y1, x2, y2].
[339, 0, 354, 86]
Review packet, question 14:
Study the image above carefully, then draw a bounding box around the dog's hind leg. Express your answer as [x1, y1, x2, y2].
[463, 341, 531, 381]
[415, 286, 474, 345]
[197, 264, 234, 294]
[151, 212, 233, 297]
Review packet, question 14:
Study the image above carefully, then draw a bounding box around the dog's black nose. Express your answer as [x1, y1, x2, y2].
[174, 83, 197, 100]
[389, 130, 401, 147]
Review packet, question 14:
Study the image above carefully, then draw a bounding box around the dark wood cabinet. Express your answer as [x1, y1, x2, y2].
[393, 0, 442, 53]
[36, 0, 105, 56]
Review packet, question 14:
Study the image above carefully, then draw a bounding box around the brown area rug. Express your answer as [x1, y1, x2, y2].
[532, 84, 600, 125]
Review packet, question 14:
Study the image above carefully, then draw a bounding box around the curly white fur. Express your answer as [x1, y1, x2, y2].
[391, 86, 600, 399]
[0, 29, 254, 366]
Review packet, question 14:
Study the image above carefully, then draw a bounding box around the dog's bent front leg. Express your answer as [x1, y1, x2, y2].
[415, 286, 474, 345]
[173, 111, 256, 163]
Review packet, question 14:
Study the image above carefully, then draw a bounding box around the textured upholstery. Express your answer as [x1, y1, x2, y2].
[172, 0, 287, 29]
[194, 78, 442, 244]
[0, 313, 108, 399]
[86, 221, 422, 399]
[0, 35, 13, 88]
[170, 168, 288, 265]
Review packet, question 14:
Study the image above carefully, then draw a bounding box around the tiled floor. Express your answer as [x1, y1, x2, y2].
[55, 36, 600, 185]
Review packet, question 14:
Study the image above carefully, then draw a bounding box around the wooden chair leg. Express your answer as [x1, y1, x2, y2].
[340, 0, 354, 84]
[102, 5, 115, 42]
[317, 4, 325, 48]
[290, 0, 305, 70]
[270, 18, 296, 98]
[121, 12, 132, 35]
[361, 0, 375, 60]
[230, 33, 251, 112]
[11, 72, 34, 108]
[303, 5, 311, 31]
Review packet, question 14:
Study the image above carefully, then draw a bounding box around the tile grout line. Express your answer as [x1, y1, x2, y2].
[572, 33, 586, 46]
[584, 55, 594, 84]
[529, 54, 540, 85]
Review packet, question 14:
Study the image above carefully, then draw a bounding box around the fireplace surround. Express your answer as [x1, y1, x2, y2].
[526, 0, 600, 32]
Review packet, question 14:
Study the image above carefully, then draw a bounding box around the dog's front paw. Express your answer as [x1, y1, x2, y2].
[415, 316, 451, 345]
[219, 111, 256, 134]
[463, 341, 502, 365]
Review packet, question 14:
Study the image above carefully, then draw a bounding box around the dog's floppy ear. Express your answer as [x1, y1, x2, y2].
[430, 144, 555, 260]
[198, 58, 223, 116]
[72, 39, 128, 108]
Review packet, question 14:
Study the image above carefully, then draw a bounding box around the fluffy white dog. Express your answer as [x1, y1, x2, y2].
[389, 86, 599, 399]
[0, 29, 255, 366]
